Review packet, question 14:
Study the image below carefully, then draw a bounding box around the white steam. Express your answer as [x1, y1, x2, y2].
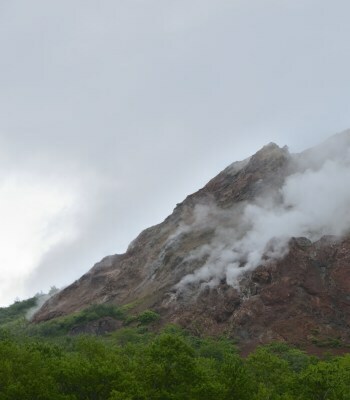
[176, 146, 350, 290]
[25, 286, 60, 321]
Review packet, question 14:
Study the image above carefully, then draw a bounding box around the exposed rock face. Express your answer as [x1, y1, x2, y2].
[69, 317, 123, 336]
[33, 134, 350, 353]
[167, 235, 350, 354]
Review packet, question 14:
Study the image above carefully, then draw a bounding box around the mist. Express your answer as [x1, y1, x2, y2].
[176, 134, 350, 290]
[1, 1, 350, 305]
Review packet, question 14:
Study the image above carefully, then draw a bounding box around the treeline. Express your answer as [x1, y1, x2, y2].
[0, 326, 350, 399]
[1, 298, 350, 399]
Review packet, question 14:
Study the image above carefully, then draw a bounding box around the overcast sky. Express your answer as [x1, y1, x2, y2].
[0, 0, 350, 305]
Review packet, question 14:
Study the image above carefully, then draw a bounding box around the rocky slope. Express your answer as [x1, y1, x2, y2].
[33, 132, 350, 353]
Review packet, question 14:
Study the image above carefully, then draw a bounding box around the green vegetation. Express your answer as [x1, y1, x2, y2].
[124, 310, 160, 326]
[30, 304, 126, 337]
[0, 297, 161, 338]
[0, 298, 350, 399]
[136, 309, 160, 325]
[0, 297, 36, 325]
[311, 336, 344, 348]
[0, 327, 350, 399]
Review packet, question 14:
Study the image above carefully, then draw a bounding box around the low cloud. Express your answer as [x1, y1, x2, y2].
[0, 174, 78, 306]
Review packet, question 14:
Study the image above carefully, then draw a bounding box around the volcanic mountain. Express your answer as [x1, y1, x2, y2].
[34, 131, 350, 353]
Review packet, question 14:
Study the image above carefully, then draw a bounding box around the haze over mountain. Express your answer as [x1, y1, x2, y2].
[34, 132, 350, 353]
[1, 1, 350, 306]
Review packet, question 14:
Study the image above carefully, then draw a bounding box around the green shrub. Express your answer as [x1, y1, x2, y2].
[136, 310, 160, 325]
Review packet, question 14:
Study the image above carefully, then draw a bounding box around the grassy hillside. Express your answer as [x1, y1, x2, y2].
[0, 297, 37, 325]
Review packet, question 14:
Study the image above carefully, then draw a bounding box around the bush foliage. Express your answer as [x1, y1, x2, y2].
[0, 299, 350, 399]
[0, 327, 349, 399]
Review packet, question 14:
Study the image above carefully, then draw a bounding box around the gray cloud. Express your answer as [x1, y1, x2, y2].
[0, 0, 350, 303]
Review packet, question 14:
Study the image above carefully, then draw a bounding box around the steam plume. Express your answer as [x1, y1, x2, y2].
[176, 133, 350, 290]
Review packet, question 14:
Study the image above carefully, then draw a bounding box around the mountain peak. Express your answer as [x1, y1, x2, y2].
[33, 133, 350, 354]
